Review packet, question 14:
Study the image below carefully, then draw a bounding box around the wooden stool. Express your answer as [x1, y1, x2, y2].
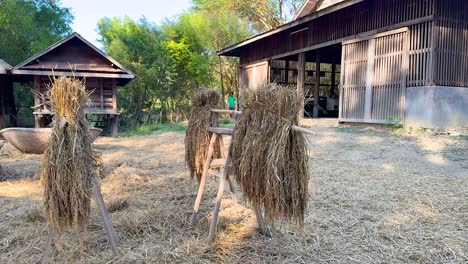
[190, 127, 266, 243]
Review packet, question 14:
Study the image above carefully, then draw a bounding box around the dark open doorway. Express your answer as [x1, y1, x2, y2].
[270, 44, 342, 118]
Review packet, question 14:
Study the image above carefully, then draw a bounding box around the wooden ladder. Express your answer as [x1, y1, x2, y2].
[190, 127, 266, 243]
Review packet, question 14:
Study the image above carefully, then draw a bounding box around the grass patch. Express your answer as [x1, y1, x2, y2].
[120, 119, 233, 137]
[120, 122, 187, 137]
[450, 135, 468, 141]
[219, 118, 236, 128]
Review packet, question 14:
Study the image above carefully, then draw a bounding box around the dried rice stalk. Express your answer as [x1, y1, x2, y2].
[229, 83, 309, 225]
[185, 88, 220, 182]
[40, 76, 95, 238]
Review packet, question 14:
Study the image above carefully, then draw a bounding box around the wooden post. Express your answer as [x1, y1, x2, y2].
[364, 38, 376, 120]
[99, 78, 104, 113]
[110, 115, 118, 137]
[41, 227, 54, 264]
[7, 76, 17, 127]
[208, 155, 230, 243]
[331, 63, 336, 96]
[191, 133, 218, 226]
[339, 45, 346, 120]
[313, 51, 321, 118]
[253, 204, 267, 235]
[35, 115, 43, 128]
[112, 79, 117, 113]
[297, 53, 305, 123]
[34, 76, 42, 128]
[217, 134, 238, 210]
[91, 177, 119, 256]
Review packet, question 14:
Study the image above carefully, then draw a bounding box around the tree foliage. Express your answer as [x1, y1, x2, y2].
[0, 0, 73, 64]
[192, 0, 304, 32]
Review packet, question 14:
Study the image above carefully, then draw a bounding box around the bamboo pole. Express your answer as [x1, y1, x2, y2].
[92, 177, 120, 256]
[41, 227, 54, 264]
[209, 109, 315, 135]
[190, 133, 218, 226]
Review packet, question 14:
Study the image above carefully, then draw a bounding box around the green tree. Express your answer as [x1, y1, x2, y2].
[192, 0, 304, 33]
[0, 0, 73, 65]
[0, 0, 73, 127]
[98, 16, 213, 127]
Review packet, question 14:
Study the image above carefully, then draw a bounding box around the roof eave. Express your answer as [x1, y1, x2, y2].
[13, 32, 136, 77]
[11, 69, 135, 80]
[218, 0, 363, 57]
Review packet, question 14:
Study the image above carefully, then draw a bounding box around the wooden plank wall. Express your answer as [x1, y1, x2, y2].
[434, 0, 468, 87]
[407, 21, 433, 86]
[340, 40, 368, 119]
[341, 29, 410, 122]
[35, 77, 116, 114]
[240, 62, 269, 89]
[240, 0, 436, 65]
[371, 31, 407, 120]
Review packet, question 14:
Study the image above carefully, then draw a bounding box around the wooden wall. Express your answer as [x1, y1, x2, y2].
[240, 62, 269, 89]
[34, 76, 117, 114]
[433, 0, 468, 87]
[240, 0, 436, 66]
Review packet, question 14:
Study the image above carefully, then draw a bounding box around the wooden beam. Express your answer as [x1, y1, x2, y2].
[34, 76, 42, 128]
[364, 39, 375, 120]
[218, 0, 365, 56]
[99, 78, 104, 112]
[339, 44, 346, 120]
[240, 15, 435, 67]
[208, 127, 234, 135]
[313, 52, 321, 118]
[11, 69, 134, 79]
[112, 79, 117, 113]
[209, 109, 316, 135]
[331, 62, 336, 96]
[110, 115, 118, 137]
[297, 53, 305, 122]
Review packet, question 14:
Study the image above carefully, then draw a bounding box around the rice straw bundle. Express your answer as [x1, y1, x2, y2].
[185, 88, 221, 182]
[229, 83, 309, 225]
[40, 76, 95, 238]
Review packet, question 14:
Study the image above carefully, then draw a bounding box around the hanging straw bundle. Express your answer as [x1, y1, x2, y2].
[40, 76, 95, 238]
[229, 83, 309, 225]
[185, 88, 221, 183]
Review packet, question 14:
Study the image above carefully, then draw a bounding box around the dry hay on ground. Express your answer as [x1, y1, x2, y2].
[185, 88, 221, 182]
[40, 76, 95, 238]
[0, 125, 467, 263]
[230, 84, 309, 225]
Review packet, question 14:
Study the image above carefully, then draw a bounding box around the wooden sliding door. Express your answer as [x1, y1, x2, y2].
[340, 28, 408, 123]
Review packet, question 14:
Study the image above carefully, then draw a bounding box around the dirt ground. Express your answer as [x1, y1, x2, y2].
[0, 124, 467, 263]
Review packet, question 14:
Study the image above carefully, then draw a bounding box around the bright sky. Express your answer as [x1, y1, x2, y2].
[61, 0, 192, 48]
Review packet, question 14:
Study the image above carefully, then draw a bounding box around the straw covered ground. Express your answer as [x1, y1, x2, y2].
[0, 124, 467, 263]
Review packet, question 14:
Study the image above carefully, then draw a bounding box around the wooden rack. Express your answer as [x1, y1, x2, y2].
[190, 109, 314, 243]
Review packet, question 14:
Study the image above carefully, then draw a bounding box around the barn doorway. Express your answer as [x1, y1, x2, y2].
[269, 44, 342, 119]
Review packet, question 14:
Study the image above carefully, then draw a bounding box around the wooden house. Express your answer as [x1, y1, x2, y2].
[11, 32, 135, 135]
[0, 59, 15, 129]
[218, 0, 468, 128]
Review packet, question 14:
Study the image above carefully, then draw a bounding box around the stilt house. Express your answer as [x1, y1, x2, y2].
[10, 32, 135, 135]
